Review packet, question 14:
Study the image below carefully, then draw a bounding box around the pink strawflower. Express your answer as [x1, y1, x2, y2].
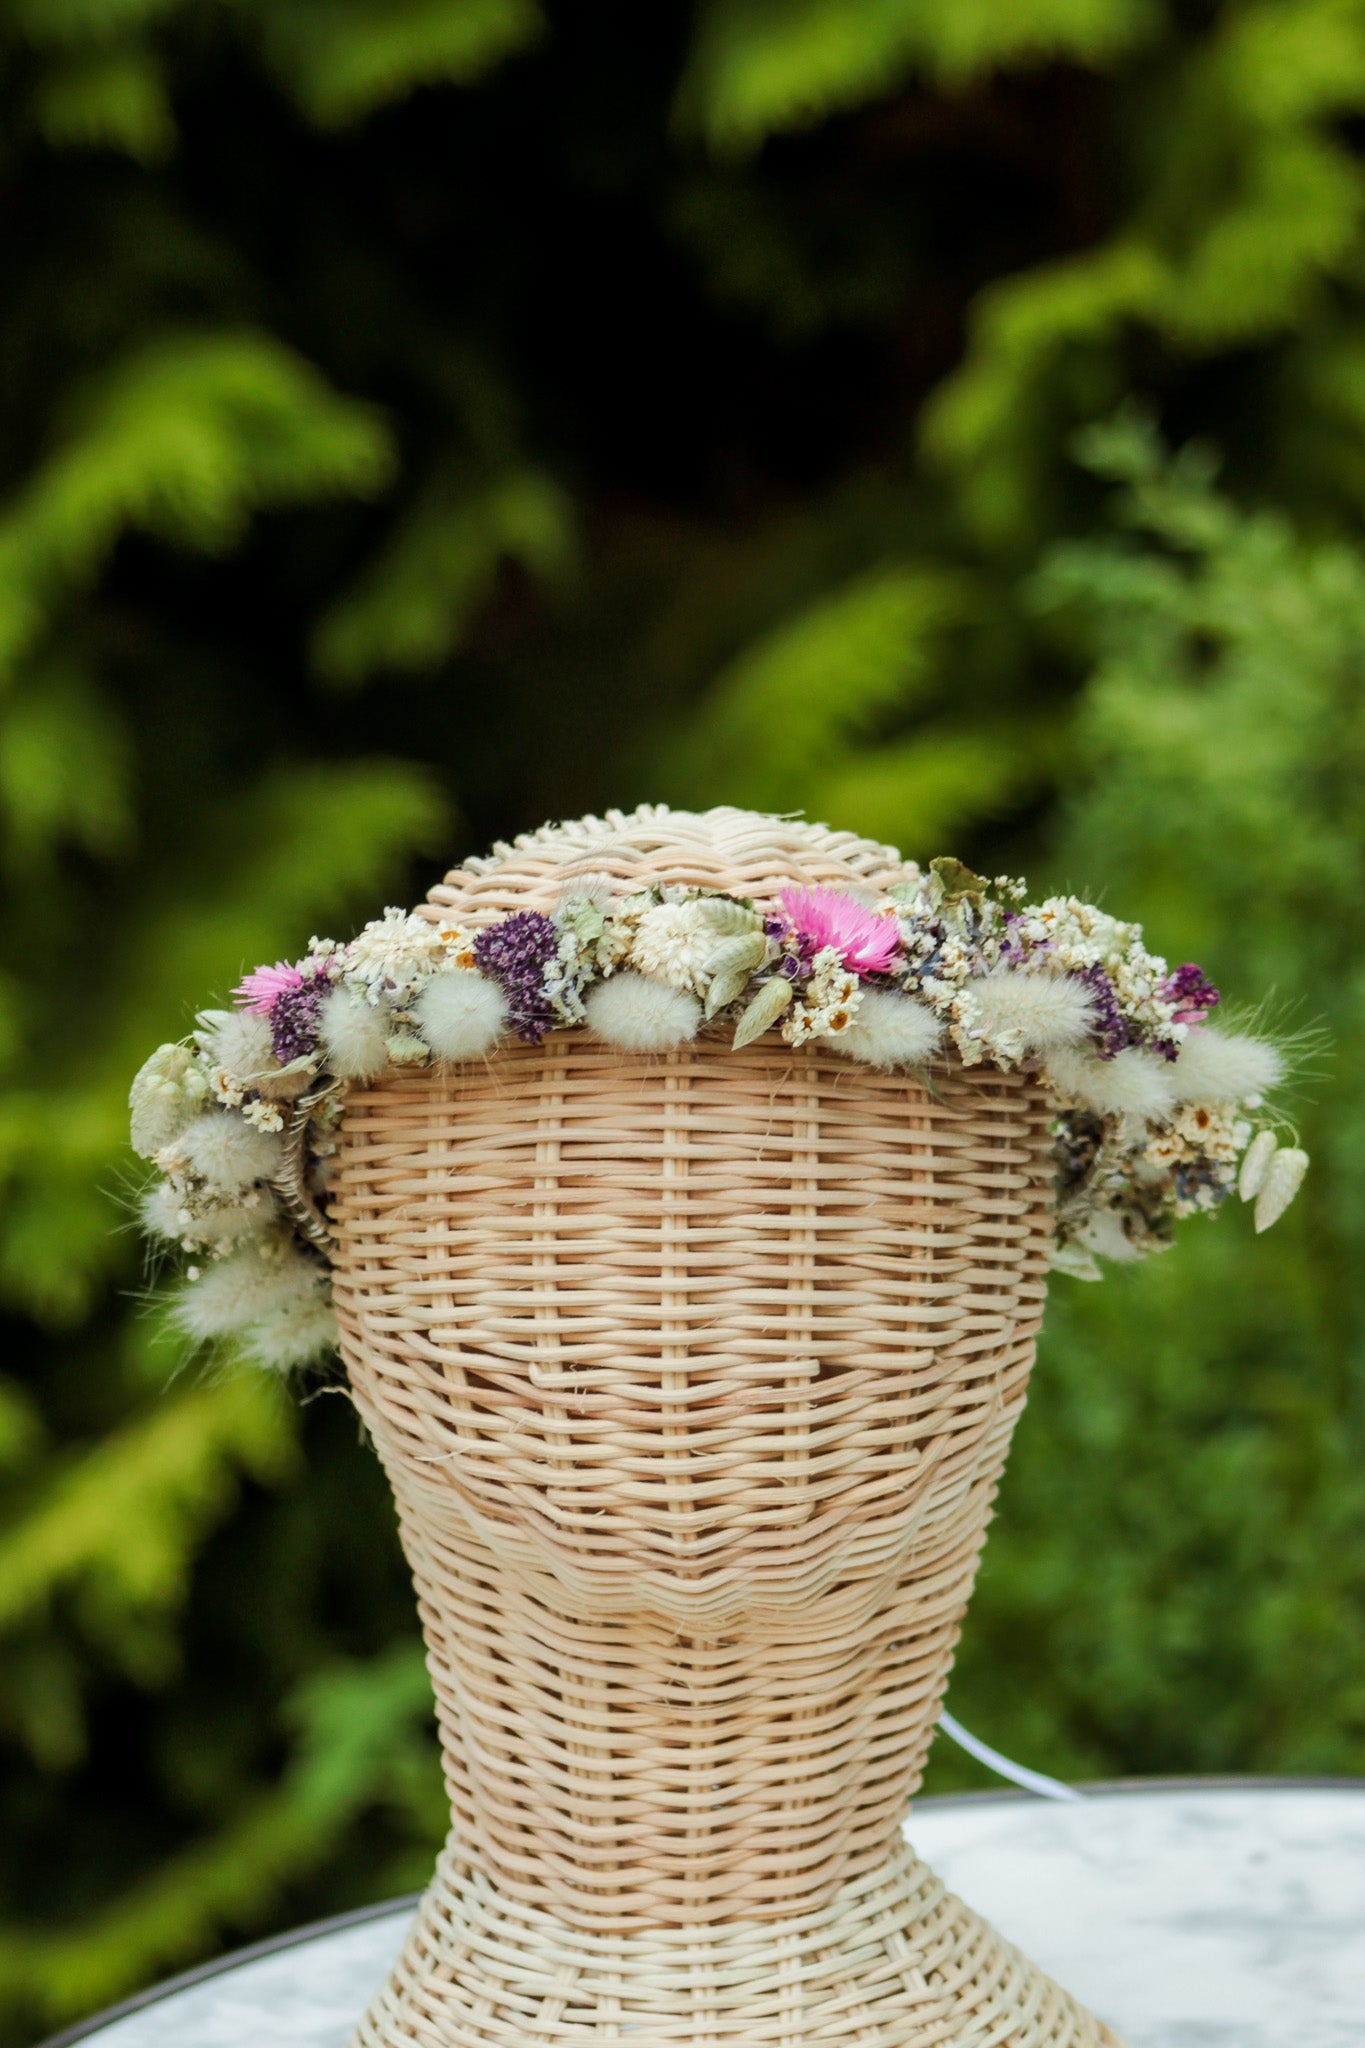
[234, 961, 305, 1015]
[777, 887, 901, 976]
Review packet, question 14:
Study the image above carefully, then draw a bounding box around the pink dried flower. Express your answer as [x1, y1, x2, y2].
[776, 887, 901, 977]
[234, 961, 304, 1015]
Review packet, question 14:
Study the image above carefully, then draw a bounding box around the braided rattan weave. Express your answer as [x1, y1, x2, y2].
[332, 806, 1122, 2045]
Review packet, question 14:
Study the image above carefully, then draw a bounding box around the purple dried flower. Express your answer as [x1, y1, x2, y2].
[765, 914, 820, 985]
[1162, 961, 1220, 1023]
[1077, 965, 1131, 1059]
[473, 911, 559, 1043]
[270, 978, 325, 1063]
[997, 910, 1027, 966]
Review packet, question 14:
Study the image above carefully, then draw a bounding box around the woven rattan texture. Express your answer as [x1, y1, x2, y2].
[334, 809, 1119, 2043]
[353, 1836, 1118, 2047]
[419, 804, 909, 931]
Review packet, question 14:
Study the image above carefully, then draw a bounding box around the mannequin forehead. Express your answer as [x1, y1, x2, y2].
[420, 803, 920, 928]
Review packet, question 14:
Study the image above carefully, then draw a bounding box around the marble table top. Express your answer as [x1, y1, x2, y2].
[43, 1781, 1365, 2048]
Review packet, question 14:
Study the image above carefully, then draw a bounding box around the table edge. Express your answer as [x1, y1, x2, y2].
[34, 1775, 1365, 2048]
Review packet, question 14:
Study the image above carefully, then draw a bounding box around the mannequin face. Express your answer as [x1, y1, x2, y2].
[333, 1046, 1049, 1630]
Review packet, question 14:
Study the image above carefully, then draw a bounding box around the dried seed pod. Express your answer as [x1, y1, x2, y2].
[1254, 1146, 1309, 1233]
[1238, 1128, 1278, 1202]
[732, 976, 793, 1049]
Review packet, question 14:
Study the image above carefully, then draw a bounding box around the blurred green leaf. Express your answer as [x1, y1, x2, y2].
[313, 469, 574, 685]
[813, 726, 1037, 856]
[0, 1643, 438, 2021]
[242, 0, 545, 127]
[664, 563, 967, 811]
[33, 47, 177, 162]
[0, 332, 394, 691]
[0, 662, 132, 866]
[678, 0, 1155, 153]
[5, 0, 186, 41]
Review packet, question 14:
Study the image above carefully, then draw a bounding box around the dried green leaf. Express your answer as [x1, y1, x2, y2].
[695, 894, 762, 936]
[928, 855, 989, 907]
[883, 881, 922, 909]
[703, 931, 770, 1017]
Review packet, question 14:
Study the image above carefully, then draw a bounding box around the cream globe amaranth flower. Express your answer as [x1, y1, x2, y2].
[628, 899, 729, 991]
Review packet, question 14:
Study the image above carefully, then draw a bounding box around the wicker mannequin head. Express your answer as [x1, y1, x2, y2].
[330, 806, 1052, 1928]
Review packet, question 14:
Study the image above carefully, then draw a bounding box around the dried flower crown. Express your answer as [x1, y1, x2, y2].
[130, 857, 1307, 1372]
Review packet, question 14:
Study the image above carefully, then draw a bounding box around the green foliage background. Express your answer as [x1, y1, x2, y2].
[2, 2, 1363, 2038]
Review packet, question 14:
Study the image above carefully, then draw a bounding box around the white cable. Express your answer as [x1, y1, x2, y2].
[937, 1710, 1084, 1803]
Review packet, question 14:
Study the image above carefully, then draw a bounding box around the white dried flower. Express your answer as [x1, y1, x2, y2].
[1238, 1128, 1279, 1202]
[969, 967, 1096, 1058]
[210, 1068, 245, 1109]
[597, 893, 649, 971]
[584, 972, 702, 1051]
[180, 1112, 284, 1195]
[836, 988, 942, 1070]
[242, 1098, 286, 1133]
[415, 969, 508, 1060]
[783, 949, 862, 1048]
[1143, 1104, 1243, 1176]
[1172, 1027, 1284, 1105]
[1004, 898, 1180, 1043]
[318, 987, 389, 1081]
[344, 907, 454, 1002]
[1045, 1045, 1180, 1119]
[1254, 1146, 1309, 1233]
[431, 919, 475, 962]
[543, 918, 592, 1024]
